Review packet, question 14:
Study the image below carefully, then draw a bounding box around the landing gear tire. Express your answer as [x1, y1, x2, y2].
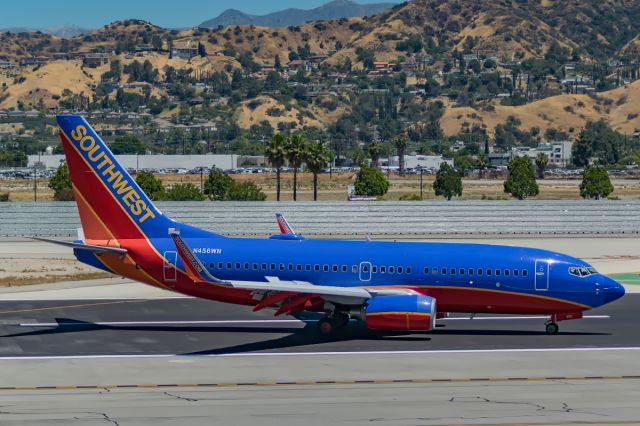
[334, 313, 350, 329]
[545, 322, 559, 335]
[317, 317, 334, 335]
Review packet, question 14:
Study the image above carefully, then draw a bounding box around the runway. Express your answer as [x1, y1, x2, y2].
[0, 296, 637, 357]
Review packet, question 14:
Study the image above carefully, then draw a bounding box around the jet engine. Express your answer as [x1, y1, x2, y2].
[364, 295, 437, 331]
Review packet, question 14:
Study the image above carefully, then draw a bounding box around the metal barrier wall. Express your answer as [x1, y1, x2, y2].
[1, 201, 639, 237]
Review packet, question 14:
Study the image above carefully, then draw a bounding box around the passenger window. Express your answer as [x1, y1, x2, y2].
[227, 262, 232, 269]
[389, 266, 395, 273]
[323, 265, 329, 272]
[486, 269, 492, 276]
[514, 270, 519, 277]
[342, 265, 347, 272]
[209, 262, 214, 269]
[380, 266, 386, 273]
[362, 265, 369, 273]
[253, 264, 258, 270]
[305, 264, 311, 271]
[459, 268, 465, 275]
[236, 262, 241, 269]
[398, 266, 403, 273]
[372, 266, 378, 273]
[522, 269, 528, 277]
[423, 267, 429, 274]
[288, 264, 293, 271]
[244, 263, 249, 270]
[504, 269, 510, 276]
[406, 267, 411, 274]
[468, 268, 474, 275]
[352, 265, 358, 273]
[314, 264, 320, 271]
[262, 263, 267, 270]
[478, 269, 483, 276]
[441, 267, 447, 274]
[432, 267, 438, 274]
[332, 265, 338, 272]
[296, 264, 302, 271]
[218, 262, 223, 269]
[495, 269, 501, 276]
[279, 264, 285, 271]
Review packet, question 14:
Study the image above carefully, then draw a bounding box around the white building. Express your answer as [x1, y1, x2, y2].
[28, 154, 239, 171]
[385, 155, 454, 169]
[510, 141, 572, 167]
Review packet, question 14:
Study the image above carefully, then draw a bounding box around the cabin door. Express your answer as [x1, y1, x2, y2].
[534, 260, 550, 291]
[359, 261, 372, 282]
[163, 251, 177, 283]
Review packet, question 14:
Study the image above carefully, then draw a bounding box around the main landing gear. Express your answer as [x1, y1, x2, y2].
[317, 313, 350, 335]
[545, 321, 559, 335]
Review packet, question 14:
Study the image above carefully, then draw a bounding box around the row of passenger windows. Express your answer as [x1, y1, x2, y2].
[208, 262, 412, 274]
[423, 267, 528, 277]
[207, 261, 528, 278]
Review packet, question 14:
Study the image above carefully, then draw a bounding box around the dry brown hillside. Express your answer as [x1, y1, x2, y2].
[441, 80, 640, 138]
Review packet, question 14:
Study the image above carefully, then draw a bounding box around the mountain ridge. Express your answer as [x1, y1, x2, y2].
[199, 0, 397, 28]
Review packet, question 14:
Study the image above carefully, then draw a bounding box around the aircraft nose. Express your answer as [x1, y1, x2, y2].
[601, 276, 625, 304]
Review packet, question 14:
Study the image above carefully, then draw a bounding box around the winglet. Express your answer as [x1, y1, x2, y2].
[168, 228, 229, 286]
[275, 213, 296, 235]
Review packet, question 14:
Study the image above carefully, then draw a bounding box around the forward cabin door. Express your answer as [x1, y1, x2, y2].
[534, 260, 550, 291]
[163, 251, 177, 283]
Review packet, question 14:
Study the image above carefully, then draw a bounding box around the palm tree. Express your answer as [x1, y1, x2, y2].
[394, 133, 408, 175]
[368, 141, 382, 168]
[304, 142, 329, 201]
[286, 133, 306, 201]
[265, 134, 287, 201]
[535, 153, 548, 179]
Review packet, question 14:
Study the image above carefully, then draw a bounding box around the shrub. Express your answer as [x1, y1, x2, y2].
[354, 165, 389, 197]
[399, 194, 421, 201]
[225, 181, 267, 201]
[165, 183, 205, 201]
[135, 171, 165, 201]
[0, 193, 9, 202]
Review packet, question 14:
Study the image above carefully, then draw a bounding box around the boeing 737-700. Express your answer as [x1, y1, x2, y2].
[38, 115, 625, 336]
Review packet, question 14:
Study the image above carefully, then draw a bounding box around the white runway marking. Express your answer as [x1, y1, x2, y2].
[0, 347, 639, 361]
[17, 315, 610, 327]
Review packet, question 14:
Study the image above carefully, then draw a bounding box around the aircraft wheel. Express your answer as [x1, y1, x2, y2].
[545, 322, 559, 335]
[317, 317, 334, 335]
[334, 313, 350, 329]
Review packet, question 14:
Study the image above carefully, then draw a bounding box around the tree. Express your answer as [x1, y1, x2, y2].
[304, 142, 329, 201]
[354, 165, 389, 197]
[286, 134, 306, 201]
[225, 181, 267, 201]
[580, 165, 614, 199]
[204, 168, 233, 201]
[368, 141, 383, 167]
[265, 134, 287, 201]
[394, 133, 408, 175]
[48, 162, 74, 201]
[433, 163, 462, 200]
[135, 171, 165, 201]
[572, 121, 622, 166]
[165, 183, 205, 201]
[504, 156, 539, 200]
[110, 134, 146, 154]
[198, 42, 207, 57]
[535, 153, 548, 179]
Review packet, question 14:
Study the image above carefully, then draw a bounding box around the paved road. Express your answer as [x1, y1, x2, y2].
[0, 295, 635, 357]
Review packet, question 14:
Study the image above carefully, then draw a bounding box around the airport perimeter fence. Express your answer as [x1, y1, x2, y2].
[1, 201, 640, 238]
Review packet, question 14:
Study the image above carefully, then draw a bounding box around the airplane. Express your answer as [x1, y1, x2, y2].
[40, 114, 625, 336]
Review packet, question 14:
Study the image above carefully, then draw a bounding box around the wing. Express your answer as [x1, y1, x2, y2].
[168, 228, 411, 314]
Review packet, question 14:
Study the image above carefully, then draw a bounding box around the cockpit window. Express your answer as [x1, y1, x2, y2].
[569, 266, 598, 277]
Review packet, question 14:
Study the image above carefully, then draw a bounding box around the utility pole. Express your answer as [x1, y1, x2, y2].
[420, 168, 423, 200]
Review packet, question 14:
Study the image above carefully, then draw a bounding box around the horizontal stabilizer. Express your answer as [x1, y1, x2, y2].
[30, 237, 127, 255]
[168, 228, 230, 286]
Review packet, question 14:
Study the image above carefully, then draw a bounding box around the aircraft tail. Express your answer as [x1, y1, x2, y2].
[56, 114, 173, 240]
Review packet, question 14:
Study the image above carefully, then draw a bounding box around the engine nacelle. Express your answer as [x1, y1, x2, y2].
[364, 295, 437, 331]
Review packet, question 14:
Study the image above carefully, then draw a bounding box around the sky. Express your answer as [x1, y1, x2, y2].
[0, 0, 400, 29]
